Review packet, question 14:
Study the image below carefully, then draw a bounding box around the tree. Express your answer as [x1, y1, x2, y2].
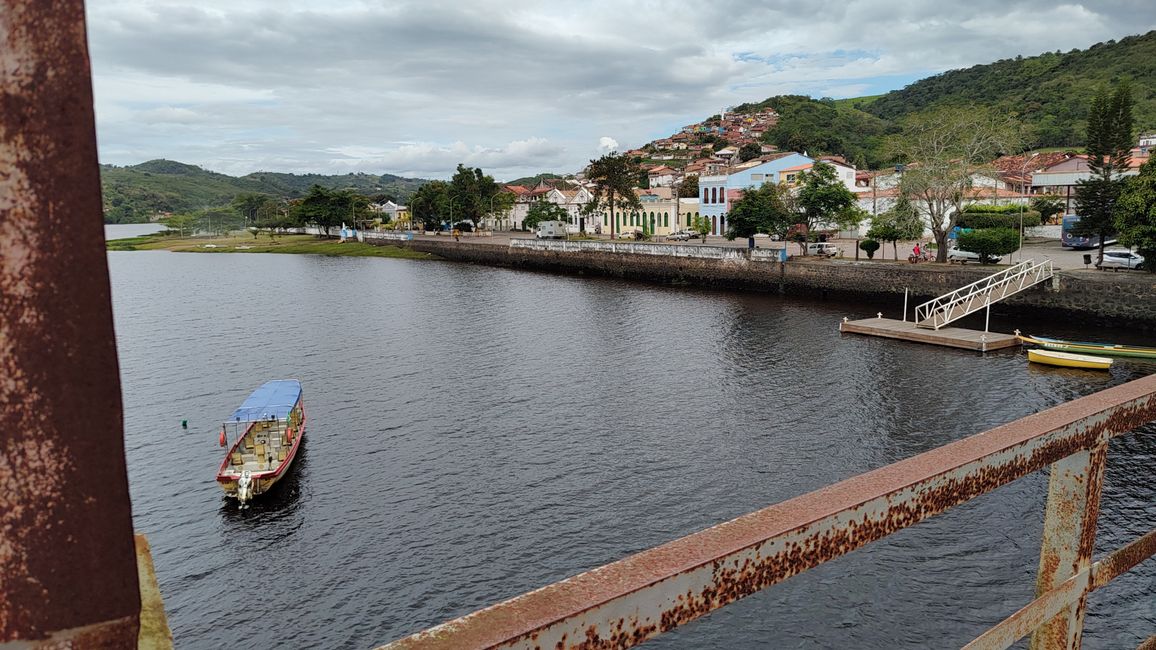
[794, 163, 863, 253]
[231, 193, 272, 226]
[677, 175, 699, 199]
[691, 214, 712, 243]
[956, 228, 1020, 264]
[867, 195, 924, 260]
[1030, 195, 1065, 224]
[194, 206, 244, 237]
[586, 153, 643, 238]
[738, 142, 761, 162]
[891, 107, 1023, 261]
[524, 201, 568, 232]
[859, 239, 880, 259]
[292, 184, 371, 236]
[448, 164, 506, 228]
[409, 181, 451, 231]
[724, 182, 794, 240]
[1074, 80, 1134, 264]
[161, 212, 197, 237]
[1114, 156, 1156, 272]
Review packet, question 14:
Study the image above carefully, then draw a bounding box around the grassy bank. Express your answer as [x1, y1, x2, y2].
[107, 233, 439, 260]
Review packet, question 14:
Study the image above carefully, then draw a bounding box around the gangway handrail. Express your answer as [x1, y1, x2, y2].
[378, 375, 1156, 650]
[915, 259, 1053, 330]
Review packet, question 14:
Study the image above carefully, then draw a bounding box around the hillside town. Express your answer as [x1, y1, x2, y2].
[370, 107, 1156, 242]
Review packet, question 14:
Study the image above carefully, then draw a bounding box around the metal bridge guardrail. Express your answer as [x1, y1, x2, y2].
[378, 374, 1156, 650]
[915, 259, 1054, 330]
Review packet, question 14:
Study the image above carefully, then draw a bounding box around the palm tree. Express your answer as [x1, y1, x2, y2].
[586, 153, 643, 238]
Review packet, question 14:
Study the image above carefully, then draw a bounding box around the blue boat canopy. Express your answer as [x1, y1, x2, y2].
[228, 380, 302, 423]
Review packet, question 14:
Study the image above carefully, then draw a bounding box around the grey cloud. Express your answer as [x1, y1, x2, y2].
[86, 0, 1156, 178]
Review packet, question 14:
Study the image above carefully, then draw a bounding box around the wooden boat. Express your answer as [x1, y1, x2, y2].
[215, 380, 306, 503]
[1027, 349, 1113, 370]
[1019, 335, 1156, 360]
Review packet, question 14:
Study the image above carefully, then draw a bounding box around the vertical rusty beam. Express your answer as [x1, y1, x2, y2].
[0, 0, 140, 646]
[1030, 442, 1107, 649]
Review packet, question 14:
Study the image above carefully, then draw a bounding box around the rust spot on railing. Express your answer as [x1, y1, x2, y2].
[378, 375, 1156, 650]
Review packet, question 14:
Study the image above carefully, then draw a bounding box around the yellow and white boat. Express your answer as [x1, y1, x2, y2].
[1027, 349, 1113, 370]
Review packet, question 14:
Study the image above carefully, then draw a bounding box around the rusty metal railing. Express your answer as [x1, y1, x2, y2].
[379, 375, 1156, 650]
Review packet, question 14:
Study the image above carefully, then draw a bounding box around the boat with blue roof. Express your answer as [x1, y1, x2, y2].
[215, 379, 306, 503]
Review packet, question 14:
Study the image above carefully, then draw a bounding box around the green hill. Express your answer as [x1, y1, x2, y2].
[863, 31, 1156, 147]
[101, 160, 428, 223]
[714, 32, 1156, 168]
[732, 95, 897, 168]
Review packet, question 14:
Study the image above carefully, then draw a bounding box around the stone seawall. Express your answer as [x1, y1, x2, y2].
[368, 236, 1156, 328]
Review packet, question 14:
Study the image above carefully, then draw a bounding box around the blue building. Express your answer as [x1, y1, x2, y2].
[698, 153, 813, 235]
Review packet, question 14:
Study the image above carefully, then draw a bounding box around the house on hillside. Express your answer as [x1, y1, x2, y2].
[647, 165, 677, 188]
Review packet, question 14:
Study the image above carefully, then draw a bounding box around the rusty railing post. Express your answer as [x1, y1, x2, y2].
[1, 0, 140, 646]
[1030, 442, 1107, 649]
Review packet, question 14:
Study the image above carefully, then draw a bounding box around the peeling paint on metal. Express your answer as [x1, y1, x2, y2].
[1, 0, 139, 644]
[376, 375, 1156, 650]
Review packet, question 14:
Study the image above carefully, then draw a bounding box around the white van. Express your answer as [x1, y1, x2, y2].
[535, 220, 567, 239]
[806, 242, 839, 257]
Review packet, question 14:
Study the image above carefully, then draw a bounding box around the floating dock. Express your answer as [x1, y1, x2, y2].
[839, 317, 1020, 352]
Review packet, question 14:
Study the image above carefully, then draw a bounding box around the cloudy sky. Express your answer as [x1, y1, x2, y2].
[86, 1, 1156, 181]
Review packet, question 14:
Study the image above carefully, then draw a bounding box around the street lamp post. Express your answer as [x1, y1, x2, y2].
[1019, 152, 1040, 262]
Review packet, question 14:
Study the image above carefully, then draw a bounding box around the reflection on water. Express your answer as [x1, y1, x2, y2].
[107, 251, 1155, 649]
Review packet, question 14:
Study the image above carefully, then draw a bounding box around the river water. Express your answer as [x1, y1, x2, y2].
[105, 242, 1154, 649]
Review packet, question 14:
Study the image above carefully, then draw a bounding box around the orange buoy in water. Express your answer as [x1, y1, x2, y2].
[219, 427, 227, 447]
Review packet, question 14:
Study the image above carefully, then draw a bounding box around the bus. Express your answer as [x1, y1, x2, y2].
[1061, 214, 1116, 249]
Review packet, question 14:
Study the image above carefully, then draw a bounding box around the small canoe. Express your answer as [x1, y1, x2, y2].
[1027, 349, 1113, 370]
[215, 379, 306, 503]
[1019, 335, 1156, 360]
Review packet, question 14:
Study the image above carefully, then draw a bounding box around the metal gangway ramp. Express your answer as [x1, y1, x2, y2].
[915, 259, 1053, 330]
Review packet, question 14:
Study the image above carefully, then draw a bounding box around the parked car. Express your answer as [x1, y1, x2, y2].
[806, 242, 839, 257]
[617, 229, 642, 239]
[947, 246, 1002, 264]
[667, 230, 695, 241]
[1097, 249, 1144, 270]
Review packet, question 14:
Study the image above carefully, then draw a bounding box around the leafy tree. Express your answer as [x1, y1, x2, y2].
[724, 182, 794, 240]
[161, 212, 197, 237]
[691, 214, 712, 242]
[409, 181, 455, 231]
[292, 184, 371, 236]
[1030, 195, 1065, 223]
[524, 201, 569, 231]
[738, 142, 762, 162]
[794, 163, 863, 253]
[867, 195, 924, 260]
[231, 193, 273, 225]
[891, 107, 1023, 261]
[956, 228, 1020, 264]
[586, 153, 643, 238]
[1114, 156, 1156, 272]
[1074, 80, 1134, 264]
[677, 175, 699, 199]
[859, 239, 880, 259]
[448, 164, 505, 228]
[194, 207, 244, 237]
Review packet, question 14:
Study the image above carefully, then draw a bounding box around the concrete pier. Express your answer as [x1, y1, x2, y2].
[839, 317, 1020, 351]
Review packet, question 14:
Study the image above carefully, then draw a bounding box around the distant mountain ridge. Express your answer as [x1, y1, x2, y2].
[861, 30, 1156, 147]
[101, 159, 429, 223]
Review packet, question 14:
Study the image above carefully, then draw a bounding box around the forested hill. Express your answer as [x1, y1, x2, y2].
[101, 159, 428, 223]
[861, 31, 1156, 147]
